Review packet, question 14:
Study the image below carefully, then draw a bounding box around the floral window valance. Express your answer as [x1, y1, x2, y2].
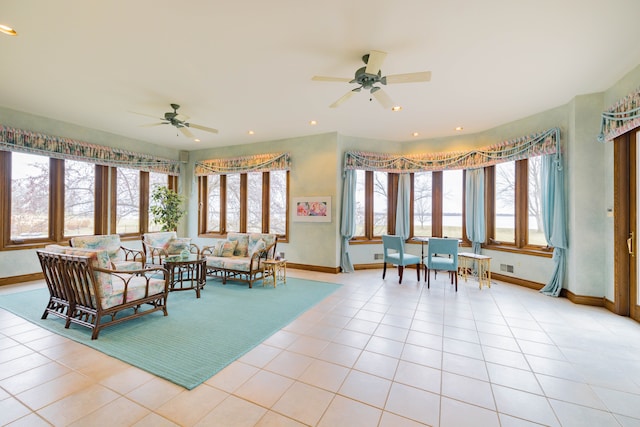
[598, 86, 640, 142]
[344, 128, 560, 173]
[0, 125, 181, 175]
[195, 152, 290, 175]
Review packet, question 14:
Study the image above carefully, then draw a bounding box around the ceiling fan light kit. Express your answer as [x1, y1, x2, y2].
[312, 50, 431, 110]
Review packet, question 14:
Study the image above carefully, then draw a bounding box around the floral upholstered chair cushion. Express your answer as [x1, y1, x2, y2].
[227, 233, 249, 257]
[70, 234, 143, 271]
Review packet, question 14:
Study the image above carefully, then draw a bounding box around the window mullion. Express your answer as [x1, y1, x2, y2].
[432, 171, 443, 237]
[515, 159, 528, 248]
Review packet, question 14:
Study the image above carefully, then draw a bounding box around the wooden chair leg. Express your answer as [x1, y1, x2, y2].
[398, 266, 404, 284]
[454, 271, 458, 292]
[416, 264, 420, 281]
[382, 262, 387, 279]
[427, 266, 430, 288]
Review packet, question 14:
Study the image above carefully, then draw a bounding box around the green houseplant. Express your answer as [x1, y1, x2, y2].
[150, 186, 186, 231]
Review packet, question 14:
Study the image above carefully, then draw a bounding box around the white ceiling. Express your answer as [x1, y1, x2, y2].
[2, 0, 640, 151]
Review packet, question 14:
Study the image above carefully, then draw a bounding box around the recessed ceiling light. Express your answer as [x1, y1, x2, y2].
[194, 138, 201, 142]
[412, 132, 419, 137]
[0, 24, 17, 36]
[455, 126, 464, 131]
[309, 120, 317, 125]
[248, 130, 255, 135]
[391, 106, 402, 112]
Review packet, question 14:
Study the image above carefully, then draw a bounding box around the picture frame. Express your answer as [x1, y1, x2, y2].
[292, 196, 331, 222]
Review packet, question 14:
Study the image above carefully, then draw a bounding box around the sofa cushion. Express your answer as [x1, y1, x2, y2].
[227, 233, 249, 257]
[220, 240, 238, 257]
[70, 234, 122, 262]
[103, 274, 166, 309]
[45, 244, 113, 299]
[144, 231, 178, 249]
[166, 237, 191, 254]
[250, 239, 266, 257]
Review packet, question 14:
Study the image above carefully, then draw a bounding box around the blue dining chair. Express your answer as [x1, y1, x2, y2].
[424, 237, 459, 291]
[382, 235, 421, 284]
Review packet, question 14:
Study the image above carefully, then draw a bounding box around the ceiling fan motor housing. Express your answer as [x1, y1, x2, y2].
[352, 66, 386, 91]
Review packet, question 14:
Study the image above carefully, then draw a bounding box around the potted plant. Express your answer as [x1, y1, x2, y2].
[150, 186, 186, 231]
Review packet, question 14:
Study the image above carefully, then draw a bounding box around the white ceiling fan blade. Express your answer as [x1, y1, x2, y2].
[312, 76, 352, 83]
[179, 127, 195, 138]
[129, 111, 163, 120]
[140, 122, 167, 127]
[365, 50, 387, 75]
[372, 88, 394, 109]
[329, 90, 357, 108]
[385, 71, 432, 84]
[187, 123, 219, 134]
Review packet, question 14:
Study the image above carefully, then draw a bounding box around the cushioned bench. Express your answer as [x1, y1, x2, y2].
[70, 234, 145, 271]
[37, 244, 169, 339]
[201, 232, 277, 288]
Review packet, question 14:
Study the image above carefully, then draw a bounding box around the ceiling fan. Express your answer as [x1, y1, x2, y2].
[312, 50, 431, 109]
[132, 103, 218, 138]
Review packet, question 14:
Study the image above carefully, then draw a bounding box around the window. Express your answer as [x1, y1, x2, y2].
[199, 170, 289, 238]
[115, 168, 140, 235]
[148, 172, 168, 232]
[494, 161, 515, 243]
[64, 160, 95, 237]
[352, 170, 395, 240]
[413, 171, 432, 237]
[486, 157, 548, 251]
[442, 169, 463, 238]
[10, 152, 50, 241]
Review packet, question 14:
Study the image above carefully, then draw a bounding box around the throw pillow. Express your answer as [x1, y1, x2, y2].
[250, 239, 266, 257]
[220, 240, 238, 257]
[166, 238, 190, 254]
[211, 240, 225, 257]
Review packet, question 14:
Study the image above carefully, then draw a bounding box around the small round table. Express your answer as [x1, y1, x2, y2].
[163, 254, 207, 298]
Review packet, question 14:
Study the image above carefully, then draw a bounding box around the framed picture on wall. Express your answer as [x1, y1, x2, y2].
[292, 196, 331, 222]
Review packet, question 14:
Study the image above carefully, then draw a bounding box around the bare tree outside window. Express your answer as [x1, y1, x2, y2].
[354, 170, 366, 236]
[116, 168, 140, 234]
[269, 170, 287, 235]
[226, 174, 240, 232]
[64, 160, 95, 237]
[148, 172, 167, 232]
[528, 156, 546, 245]
[442, 169, 463, 238]
[414, 172, 432, 236]
[207, 174, 221, 233]
[372, 171, 388, 236]
[247, 172, 263, 232]
[495, 161, 516, 243]
[10, 152, 50, 240]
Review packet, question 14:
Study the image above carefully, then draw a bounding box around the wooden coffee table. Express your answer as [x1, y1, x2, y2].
[163, 254, 207, 298]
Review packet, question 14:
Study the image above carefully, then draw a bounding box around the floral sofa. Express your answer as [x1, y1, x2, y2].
[70, 234, 144, 271]
[201, 232, 277, 288]
[142, 231, 198, 266]
[38, 244, 168, 339]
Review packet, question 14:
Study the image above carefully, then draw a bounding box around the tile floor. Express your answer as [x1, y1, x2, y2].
[1, 268, 640, 426]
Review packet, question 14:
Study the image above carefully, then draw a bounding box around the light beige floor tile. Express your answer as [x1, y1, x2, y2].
[298, 359, 349, 392]
[317, 395, 382, 427]
[100, 365, 155, 394]
[486, 363, 542, 395]
[265, 350, 315, 379]
[238, 343, 282, 368]
[156, 385, 229, 426]
[441, 371, 495, 410]
[441, 352, 489, 381]
[4, 413, 51, 427]
[338, 370, 391, 408]
[234, 370, 294, 408]
[38, 383, 119, 427]
[331, 329, 371, 349]
[16, 371, 95, 410]
[393, 360, 441, 394]
[353, 350, 399, 379]
[378, 411, 429, 427]
[132, 412, 180, 427]
[384, 382, 440, 426]
[68, 396, 150, 427]
[254, 411, 306, 426]
[365, 335, 404, 358]
[0, 396, 32, 426]
[262, 330, 300, 349]
[405, 330, 443, 351]
[592, 385, 640, 419]
[316, 341, 362, 367]
[536, 373, 607, 409]
[482, 346, 529, 370]
[126, 377, 185, 410]
[400, 342, 442, 369]
[0, 361, 71, 395]
[0, 352, 52, 381]
[443, 337, 484, 359]
[492, 384, 560, 426]
[195, 395, 267, 427]
[549, 398, 621, 427]
[286, 335, 330, 357]
[205, 361, 260, 393]
[440, 396, 500, 427]
[271, 382, 334, 426]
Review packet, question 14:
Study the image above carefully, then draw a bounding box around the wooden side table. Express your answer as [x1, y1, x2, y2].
[262, 259, 287, 287]
[458, 252, 492, 289]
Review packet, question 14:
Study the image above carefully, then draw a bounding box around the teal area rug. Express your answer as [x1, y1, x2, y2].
[0, 277, 341, 389]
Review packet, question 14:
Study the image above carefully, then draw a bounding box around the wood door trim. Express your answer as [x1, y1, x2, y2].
[614, 133, 631, 316]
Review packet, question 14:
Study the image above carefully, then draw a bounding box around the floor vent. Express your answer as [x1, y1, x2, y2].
[500, 263, 514, 273]
[374, 253, 384, 260]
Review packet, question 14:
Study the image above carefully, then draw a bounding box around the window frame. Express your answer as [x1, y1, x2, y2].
[198, 170, 289, 242]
